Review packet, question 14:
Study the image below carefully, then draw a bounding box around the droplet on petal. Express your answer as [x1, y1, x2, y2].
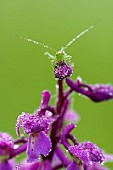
[66, 78, 113, 102]
[16, 112, 50, 136]
[87, 84, 113, 102]
[68, 141, 104, 166]
[54, 62, 72, 80]
[31, 116, 50, 134]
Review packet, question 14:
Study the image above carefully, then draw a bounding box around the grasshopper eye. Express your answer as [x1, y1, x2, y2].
[61, 50, 64, 54]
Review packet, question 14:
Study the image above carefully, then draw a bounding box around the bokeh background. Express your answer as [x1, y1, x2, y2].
[0, 0, 113, 168]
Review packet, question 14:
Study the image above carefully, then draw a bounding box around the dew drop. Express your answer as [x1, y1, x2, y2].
[101, 162, 104, 165]
[109, 92, 113, 96]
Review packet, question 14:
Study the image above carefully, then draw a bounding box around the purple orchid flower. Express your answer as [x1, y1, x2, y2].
[66, 78, 113, 102]
[61, 124, 105, 169]
[16, 91, 52, 163]
[0, 133, 14, 170]
[1, 42, 112, 170]
[0, 133, 14, 157]
[54, 61, 73, 80]
[67, 161, 80, 170]
[68, 142, 104, 166]
[16, 113, 52, 163]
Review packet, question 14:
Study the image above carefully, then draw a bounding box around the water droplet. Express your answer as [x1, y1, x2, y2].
[109, 92, 113, 96]
[101, 162, 104, 165]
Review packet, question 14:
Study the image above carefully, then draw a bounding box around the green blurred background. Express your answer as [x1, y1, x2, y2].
[0, 0, 113, 168]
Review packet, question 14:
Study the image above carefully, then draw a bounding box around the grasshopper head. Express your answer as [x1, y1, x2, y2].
[55, 50, 66, 62]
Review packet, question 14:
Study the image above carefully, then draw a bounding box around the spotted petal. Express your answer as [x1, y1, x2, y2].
[27, 132, 51, 163]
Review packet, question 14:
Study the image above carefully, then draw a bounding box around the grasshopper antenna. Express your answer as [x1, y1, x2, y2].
[18, 36, 57, 53]
[63, 25, 94, 50]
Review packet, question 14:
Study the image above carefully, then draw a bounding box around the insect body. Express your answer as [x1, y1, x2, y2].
[20, 25, 94, 79]
[45, 49, 72, 65]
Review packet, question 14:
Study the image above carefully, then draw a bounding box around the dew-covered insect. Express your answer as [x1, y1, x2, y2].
[20, 25, 94, 79]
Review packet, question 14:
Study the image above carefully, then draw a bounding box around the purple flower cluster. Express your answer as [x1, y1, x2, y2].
[54, 61, 73, 79]
[0, 54, 113, 170]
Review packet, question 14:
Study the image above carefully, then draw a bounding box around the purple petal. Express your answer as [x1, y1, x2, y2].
[67, 162, 79, 170]
[0, 161, 12, 170]
[54, 61, 73, 80]
[66, 78, 113, 102]
[16, 112, 32, 136]
[0, 133, 14, 150]
[0, 133, 14, 156]
[87, 84, 113, 102]
[61, 123, 76, 149]
[20, 160, 40, 170]
[104, 154, 113, 162]
[41, 160, 51, 170]
[27, 132, 51, 163]
[40, 91, 50, 107]
[86, 163, 109, 170]
[21, 112, 39, 134]
[31, 116, 50, 133]
[16, 112, 50, 135]
[69, 142, 104, 165]
[55, 146, 71, 167]
[51, 152, 62, 168]
[64, 110, 80, 124]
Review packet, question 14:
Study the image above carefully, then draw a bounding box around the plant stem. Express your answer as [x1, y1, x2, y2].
[56, 80, 64, 114]
[47, 80, 64, 161]
[55, 146, 71, 167]
[9, 142, 27, 159]
[14, 137, 27, 144]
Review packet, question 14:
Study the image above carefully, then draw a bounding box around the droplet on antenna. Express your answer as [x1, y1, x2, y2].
[63, 25, 94, 50]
